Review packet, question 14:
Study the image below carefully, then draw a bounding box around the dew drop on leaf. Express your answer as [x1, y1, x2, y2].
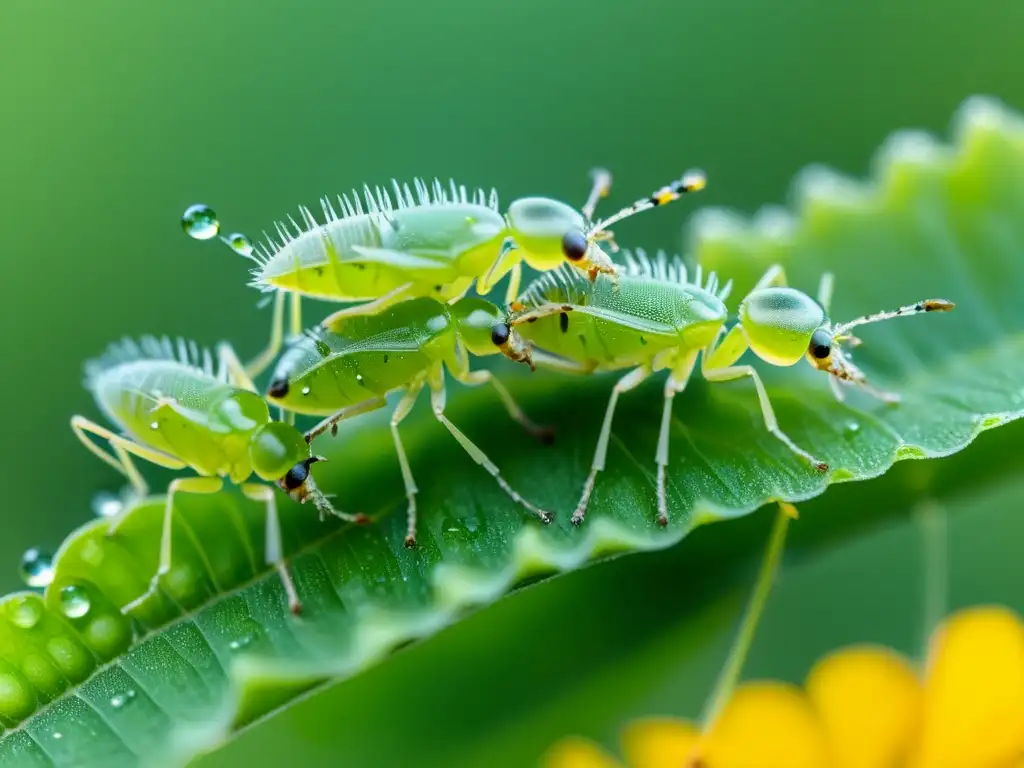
[181, 204, 220, 240]
[91, 490, 123, 519]
[59, 585, 91, 619]
[110, 689, 136, 709]
[20, 548, 55, 589]
[844, 420, 861, 436]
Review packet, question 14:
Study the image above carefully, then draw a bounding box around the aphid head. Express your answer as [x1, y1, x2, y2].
[249, 421, 327, 502]
[449, 298, 506, 358]
[490, 319, 534, 371]
[739, 287, 826, 367]
[506, 197, 615, 277]
[809, 297, 956, 396]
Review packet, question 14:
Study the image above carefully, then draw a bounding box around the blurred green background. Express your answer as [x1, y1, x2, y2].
[2, 0, 1023, 765]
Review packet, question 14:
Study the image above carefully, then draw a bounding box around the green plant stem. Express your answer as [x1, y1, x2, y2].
[914, 499, 948, 658]
[700, 502, 792, 729]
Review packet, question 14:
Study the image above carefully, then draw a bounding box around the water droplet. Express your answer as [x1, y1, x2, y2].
[59, 585, 91, 619]
[464, 517, 479, 534]
[20, 549, 54, 589]
[440, 516, 475, 543]
[844, 421, 860, 436]
[52, 732, 62, 741]
[355, 374, 364, 384]
[91, 490, 123, 519]
[110, 689, 136, 709]
[301, 386, 311, 396]
[181, 204, 219, 240]
[150, 421, 159, 430]
[225, 232, 253, 256]
[10, 597, 42, 629]
[228, 634, 253, 651]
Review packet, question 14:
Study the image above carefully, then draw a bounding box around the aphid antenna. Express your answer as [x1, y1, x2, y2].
[585, 168, 707, 241]
[832, 298, 955, 337]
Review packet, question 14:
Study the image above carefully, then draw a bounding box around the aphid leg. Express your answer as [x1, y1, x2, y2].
[574, 366, 652, 526]
[304, 396, 388, 443]
[71, 416, 186, 531]
[216, 341, 258, 392]
[456, 368, 554, 443]
[581, 167, 613, 221]
[816, 271, 835, 315]
[655, 353, 699, 527]
[828, 375, 847, 403]
[701, 344, 828, 471]
[320, 282, 415, 329]
[428, 368, 553, 525]
[503, 263, 523, 307]
[389, 382, 425, 548]
[243, 289, 287, 380]
[241, 483, 301, 615]
[480, 237, 520, 297]
[122, 476, 224, 614]
[530, 348, 598, 375]
[508, 303, 575, 327]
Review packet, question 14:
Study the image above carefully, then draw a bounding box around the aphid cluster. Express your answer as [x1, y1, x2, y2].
[49, 166, 953, 616]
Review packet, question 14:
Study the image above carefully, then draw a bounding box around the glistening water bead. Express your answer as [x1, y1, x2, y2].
[59, 585, 91, 619]
[226, 232, 254, 257]
[181, 204, 220, 240]
[20, 548, 55, 589]
[91, 490, 123, 519]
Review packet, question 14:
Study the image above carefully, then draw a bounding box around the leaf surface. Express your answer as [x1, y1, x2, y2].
[1, 96, 1022, 767]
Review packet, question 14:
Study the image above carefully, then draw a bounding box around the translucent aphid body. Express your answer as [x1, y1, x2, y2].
[495, 254, 955, 525]
[265, 296, 553, 547]
[72, 337, 364, 615]
[193, 169, 706, 378]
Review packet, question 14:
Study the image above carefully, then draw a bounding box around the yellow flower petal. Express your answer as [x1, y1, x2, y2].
[541, 736, 623, 768]
[805, 645, 921, 768]
[908, 605, 1024, 768]
[619, 717, 701, 768]
[701, 681, 829, 768]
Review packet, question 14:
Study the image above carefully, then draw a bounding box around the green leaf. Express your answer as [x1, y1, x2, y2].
[200, 418, 1024, 768]
[2, 95, 1022, 767]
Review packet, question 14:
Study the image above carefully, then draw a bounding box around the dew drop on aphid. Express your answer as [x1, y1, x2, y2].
[20, 548, 55, 589]
[110, 689, 136, 709]
[226, 232, 254, 256]
[91, 490, 123, 519]
[59, 585, 91, 619]
[10, 597, 42, 629]
[181, 204, 220, 240]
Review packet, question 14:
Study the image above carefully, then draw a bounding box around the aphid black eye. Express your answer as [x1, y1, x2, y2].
[809, 329, 832, 359]
[267, 378, 290, 398]
[283, 461, 309, 490]
[491, 322, 510, 346]
[561, 230, 588, 262]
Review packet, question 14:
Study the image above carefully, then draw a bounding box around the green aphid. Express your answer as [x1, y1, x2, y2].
[264, 296, 554, 548]
[188, 168, 706, 379]
[494, 251, 955, 525]
[72, 337, 364, 615]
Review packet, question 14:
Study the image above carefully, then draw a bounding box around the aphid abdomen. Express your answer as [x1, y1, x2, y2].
[86, 348, 272, 480]
[269, 299, 453, 415]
